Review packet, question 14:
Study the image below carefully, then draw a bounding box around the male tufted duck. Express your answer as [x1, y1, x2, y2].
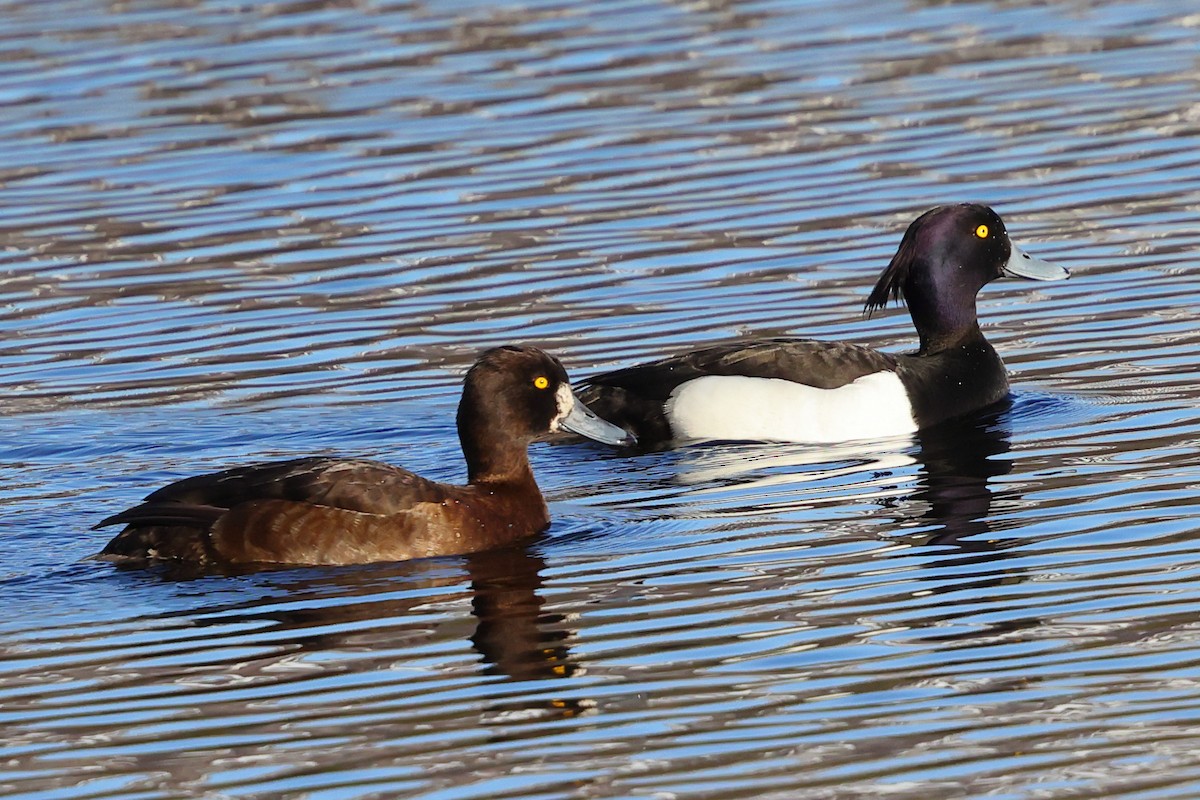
[579, 204, 1069, 446]
[96, 346, 634, 567]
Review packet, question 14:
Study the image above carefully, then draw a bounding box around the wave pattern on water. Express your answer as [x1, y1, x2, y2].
[3, 0, 1200, 798]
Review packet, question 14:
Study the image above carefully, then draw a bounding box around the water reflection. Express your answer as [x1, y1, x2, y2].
[161, 545, 578, 679]
[467, 546, 579, 683]
[905, 404, 1048, 645]
[669, 401, 1031, 597]
[0, 545, 589, 792]
[668, 404, 1015, 536]
[909, 402, 1013, 549]
[466, 547, 598, 731]
[11, 0, 1200, 793]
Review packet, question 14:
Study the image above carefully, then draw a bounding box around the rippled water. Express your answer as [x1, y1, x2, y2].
[4, 0, 1200, 797]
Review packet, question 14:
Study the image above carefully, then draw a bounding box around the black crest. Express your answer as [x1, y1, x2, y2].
[863, 207, 943, 318]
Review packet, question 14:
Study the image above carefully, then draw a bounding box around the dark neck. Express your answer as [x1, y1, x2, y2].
[457, 415, 537, 487]
[905, 273, 981, 355]
[456, 379, 541, 486]
[915, 318, 983, 354]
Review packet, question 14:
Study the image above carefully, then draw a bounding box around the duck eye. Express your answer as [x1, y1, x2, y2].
[975, 224, 989, 239]
[533, 376, 550, 390]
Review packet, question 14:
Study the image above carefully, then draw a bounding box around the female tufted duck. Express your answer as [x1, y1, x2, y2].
[97, 346, 634, 567]
[579, 204, 1069, 446]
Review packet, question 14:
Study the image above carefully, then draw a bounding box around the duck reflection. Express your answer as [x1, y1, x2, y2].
[466, 545, 579, 682]
[470, 548, 595, 728]
[861, 400, 1032, 587]
[669, 401, 1039, 647]
[668, 399, 1032, 598]
[903, 401, 1046, 644]
[909, 400, 1013, 549]
[127, 542, 588, 721]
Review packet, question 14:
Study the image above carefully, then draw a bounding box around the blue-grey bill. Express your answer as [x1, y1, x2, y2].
[1004, 243, 1070, 281]
[562, 394, 637, 446]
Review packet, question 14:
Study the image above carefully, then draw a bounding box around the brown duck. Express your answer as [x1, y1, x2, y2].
[96, 345, 634, 567]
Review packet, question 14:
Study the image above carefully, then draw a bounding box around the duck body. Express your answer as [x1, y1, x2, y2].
[97, 456, 550, 565]
[580, 204, 1068, 447]
[582, 333, 1006, 445]
[96, 346, 634, 567]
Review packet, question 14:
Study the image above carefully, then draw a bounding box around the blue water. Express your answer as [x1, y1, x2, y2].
[4, 0, 1200, 797]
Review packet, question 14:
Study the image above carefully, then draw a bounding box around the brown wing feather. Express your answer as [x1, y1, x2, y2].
[96, 502, 226, 530]
[96, 457, 459, 565]
[97, 460, 552, 566]
[207, 488, 544, 566]
[208, 499, 444, 565]
[117, 456, 448, 519]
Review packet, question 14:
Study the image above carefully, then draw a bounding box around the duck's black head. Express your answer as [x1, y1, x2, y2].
[458, 345, 634, 482]
[864, 204, 1068, 353]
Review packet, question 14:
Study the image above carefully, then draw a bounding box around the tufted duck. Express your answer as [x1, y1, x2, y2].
[579, 204, 1068, 446]
[96, 346, 634, 567]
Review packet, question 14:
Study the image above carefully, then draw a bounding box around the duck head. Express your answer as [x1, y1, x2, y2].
[865, 204, 1069, 353]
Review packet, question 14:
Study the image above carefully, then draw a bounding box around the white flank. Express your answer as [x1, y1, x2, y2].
[664, 372, 918, 444]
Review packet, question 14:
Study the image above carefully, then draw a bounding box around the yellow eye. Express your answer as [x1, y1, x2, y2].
[975, 224, 989, 239]
[533, 376, 549, 390]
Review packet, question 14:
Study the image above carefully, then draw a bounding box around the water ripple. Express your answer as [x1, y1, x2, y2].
[4, 0, 1200, 798]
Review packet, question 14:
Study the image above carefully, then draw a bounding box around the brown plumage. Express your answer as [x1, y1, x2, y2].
[95, 346, 633, 568]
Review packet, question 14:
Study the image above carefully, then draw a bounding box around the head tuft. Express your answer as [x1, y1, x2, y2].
[863, 207, 945, 318]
